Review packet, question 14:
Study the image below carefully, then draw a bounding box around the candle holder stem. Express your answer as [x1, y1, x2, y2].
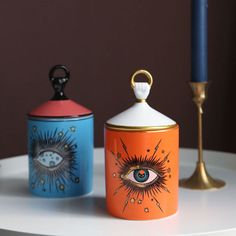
[197, 99, 203, 163]
[180, 82, 225, 190]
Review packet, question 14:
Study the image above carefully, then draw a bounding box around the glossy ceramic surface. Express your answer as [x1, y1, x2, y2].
[29, 100, 92, 118]
[28, 115, 93, 197]
[105, 126, 179, 220]
[105, 70, 179, 220]
[106, 102, 176, 127]
[27, 65, 94, 198]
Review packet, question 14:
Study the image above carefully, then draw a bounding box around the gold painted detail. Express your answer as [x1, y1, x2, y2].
[136, 99, 146, 103]
[105, 123, 178, 132]
[179, 82, 225, 190]
[144, 208, 149, 213]
[131, 69, 153, 88]
[180, 161, 225, 189]
[130, 198, 135, 203]
[138, 199, 142, 204]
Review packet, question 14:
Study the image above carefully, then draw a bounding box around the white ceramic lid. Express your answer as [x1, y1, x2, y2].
[106, 70, 176, 128]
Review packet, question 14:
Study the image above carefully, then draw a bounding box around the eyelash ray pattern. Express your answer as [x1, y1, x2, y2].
[29, 127, 79, 193]
[110, 138, 171, 213]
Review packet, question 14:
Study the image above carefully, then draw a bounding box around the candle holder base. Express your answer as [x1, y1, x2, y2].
[180, 161, 225, 189]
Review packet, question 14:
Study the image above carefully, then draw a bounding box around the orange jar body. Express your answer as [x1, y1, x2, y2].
[105, 125, 179, 220]
[104, 69, 179, 220]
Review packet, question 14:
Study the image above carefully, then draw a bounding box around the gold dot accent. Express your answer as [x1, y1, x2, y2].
[59, 184, 65, 190]
[144, 208, 149, 213]
[58, 132, 63, 136]
[112, 173, 116, 177]
[64, 144, 68, 149]
[138, 199, 142, 204]
[130, 198, 135, 203]
[70, 126, 76, 132]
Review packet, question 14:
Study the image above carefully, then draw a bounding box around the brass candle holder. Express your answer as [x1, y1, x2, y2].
[180, 82, 225, 189]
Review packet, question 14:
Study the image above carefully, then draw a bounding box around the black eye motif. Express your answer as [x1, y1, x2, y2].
[111, 139, 171, 213]
[29, 128, 79, 193]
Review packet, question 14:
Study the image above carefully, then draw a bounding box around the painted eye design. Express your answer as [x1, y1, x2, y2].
[123, 167, 160, 186]
[29, 128, 80, 193]
[36, 151, 64, 168]
[111, 139, 171, 213]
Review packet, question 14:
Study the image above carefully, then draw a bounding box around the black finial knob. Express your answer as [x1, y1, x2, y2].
[49, 64, 70, 100]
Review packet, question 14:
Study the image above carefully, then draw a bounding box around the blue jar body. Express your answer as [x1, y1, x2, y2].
[28, 115, 93, 198]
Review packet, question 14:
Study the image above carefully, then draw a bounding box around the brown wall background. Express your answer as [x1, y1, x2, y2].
[0, 0, 235, 159]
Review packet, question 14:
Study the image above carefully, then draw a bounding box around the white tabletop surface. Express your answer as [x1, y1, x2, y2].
[0, 148, 236, 236]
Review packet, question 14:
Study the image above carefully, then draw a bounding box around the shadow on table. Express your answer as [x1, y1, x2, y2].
[0, 229, 45, 236]
[0, 177, 30, 197]
[56, 195, 109, 218]
[0, 177, 109, 219]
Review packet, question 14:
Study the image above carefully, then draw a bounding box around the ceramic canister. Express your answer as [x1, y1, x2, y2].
[28, 65, 93, 198]
[105, 70, 179, 220]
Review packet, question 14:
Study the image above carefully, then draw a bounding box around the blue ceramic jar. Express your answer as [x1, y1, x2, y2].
[28, 65, 93, 198]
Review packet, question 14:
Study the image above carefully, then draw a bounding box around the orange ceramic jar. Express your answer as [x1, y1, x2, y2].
[104, 70, 179, 220]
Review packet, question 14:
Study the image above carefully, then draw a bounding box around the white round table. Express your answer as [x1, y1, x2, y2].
[0, 148, 236, 236]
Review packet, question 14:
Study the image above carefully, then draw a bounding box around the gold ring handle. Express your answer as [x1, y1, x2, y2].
[130, 69, 153, 89]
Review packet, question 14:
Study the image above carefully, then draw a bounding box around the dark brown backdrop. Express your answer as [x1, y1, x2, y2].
[0, 0, 235, 159]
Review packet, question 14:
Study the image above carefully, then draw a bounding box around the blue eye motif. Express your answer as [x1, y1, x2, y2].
[37, 151, 64, 168]
[133, 169, 150, 182]
[111, 139, 171, 214]
[124, 168, 160, 186]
